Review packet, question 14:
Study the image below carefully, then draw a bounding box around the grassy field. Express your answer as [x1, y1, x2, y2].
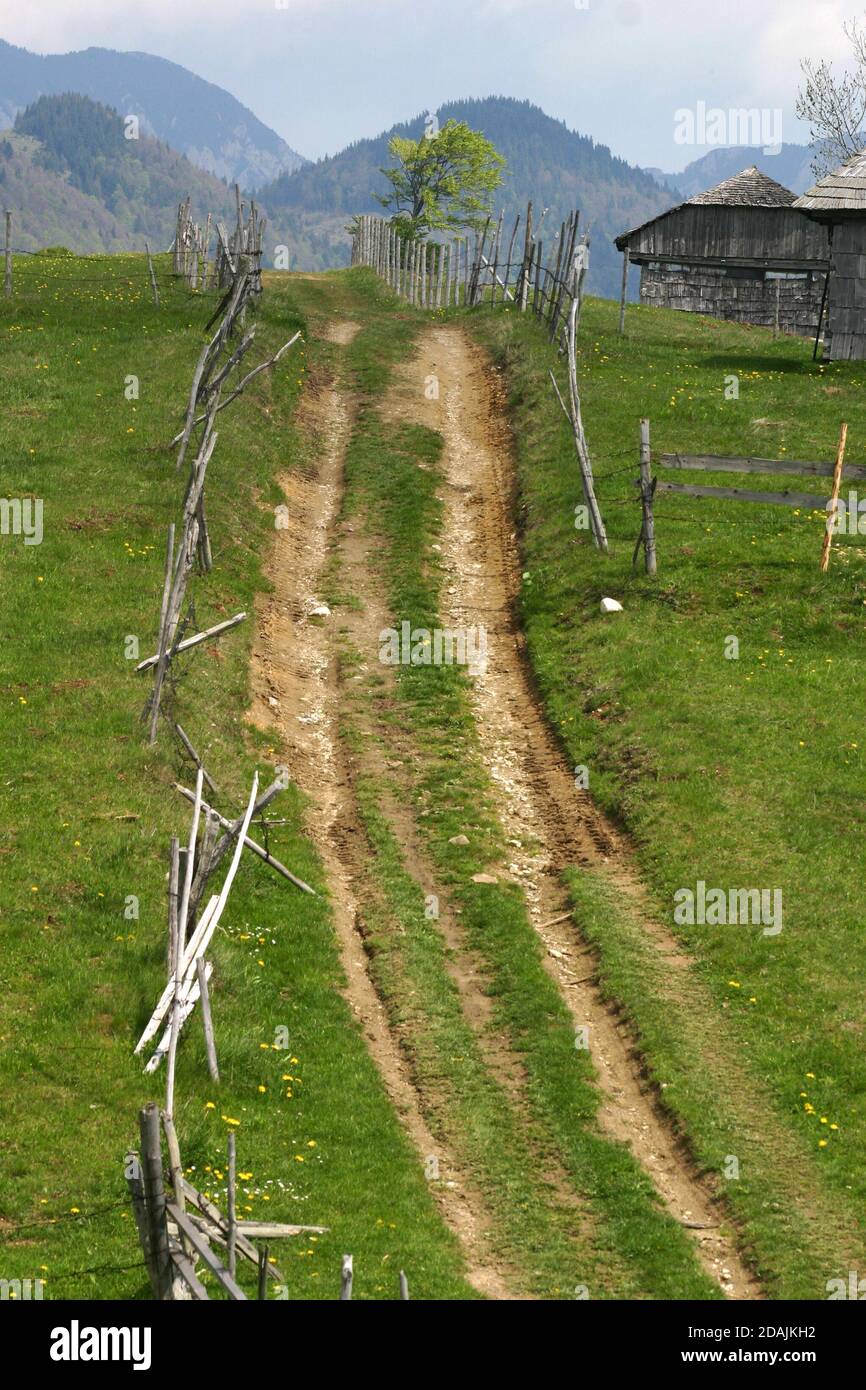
[0, 253, 475, 1300]
[471, 294, 866, 1294]
[4, 248, 866, 1301]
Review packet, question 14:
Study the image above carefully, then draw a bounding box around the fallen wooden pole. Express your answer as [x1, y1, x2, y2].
[175, 784, 316, 895]
[136, 612, 247, 672]
[165, 1204, 247, 1300]
[180, 1179, 286, 1284]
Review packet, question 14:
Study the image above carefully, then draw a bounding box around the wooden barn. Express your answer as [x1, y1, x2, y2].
[615, 167, 830, 335]
[795, 152, 866, 360]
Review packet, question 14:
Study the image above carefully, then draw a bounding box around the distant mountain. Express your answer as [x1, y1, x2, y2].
[258, 96, 678, 297]
[647, 144, 818, 200]
[2, 94, 238, 253]
[0, 38, 306, 190]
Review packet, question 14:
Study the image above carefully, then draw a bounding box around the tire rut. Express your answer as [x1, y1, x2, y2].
[247, 318, 521, 1300]
[381, 323, 761, 1301]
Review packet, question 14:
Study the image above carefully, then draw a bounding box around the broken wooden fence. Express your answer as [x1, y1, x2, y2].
[128, 1103, 327, 1300]
[172, 187, 265, 293]
[137, 256, 301, 743]
[633, 420, 858, 573]
[134, 764, 315, 1096]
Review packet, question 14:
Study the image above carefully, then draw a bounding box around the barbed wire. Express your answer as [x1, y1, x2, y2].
[44, 1260, 148, 1285]
[1, 1200, 128, 1235]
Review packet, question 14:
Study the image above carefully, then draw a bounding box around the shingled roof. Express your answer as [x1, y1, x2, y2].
[794, 150, 866, 213]
[614, 167, 799, 250]
[687, 166, 797, 207]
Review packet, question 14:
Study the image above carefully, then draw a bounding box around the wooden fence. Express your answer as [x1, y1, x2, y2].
[172, 187, 266, 294]
[633, 420, 857, 573]
[351, 202, 589, 344]
[1, 191, 264, 306]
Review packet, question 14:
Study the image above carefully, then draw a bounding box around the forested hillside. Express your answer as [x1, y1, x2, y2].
[2, 95, 237, 253]
[0, 38, 305, 188]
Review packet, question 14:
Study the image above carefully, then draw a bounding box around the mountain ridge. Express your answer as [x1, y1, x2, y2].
[0, 38, 306, 190]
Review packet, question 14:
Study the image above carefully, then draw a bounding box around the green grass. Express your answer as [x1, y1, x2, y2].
[0, 255, 475, 1300]
[470, 294, 866, 1293]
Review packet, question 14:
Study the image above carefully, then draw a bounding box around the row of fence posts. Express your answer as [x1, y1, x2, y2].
[121, 235, 330, 1300]
[351, 203, 587, 344]
[171, 187, 266, 295]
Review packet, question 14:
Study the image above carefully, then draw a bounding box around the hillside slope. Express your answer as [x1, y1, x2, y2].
[0, 38, 305, 189]
[1, 96, 239, 253]
[259, 97, 678, 297]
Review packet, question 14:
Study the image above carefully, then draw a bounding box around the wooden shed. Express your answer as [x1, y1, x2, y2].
[795, 152, 866, 360]
[615, 167, 830, 335]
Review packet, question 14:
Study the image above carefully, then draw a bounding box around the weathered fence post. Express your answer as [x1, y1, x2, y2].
[519, 201, 533, 311]
[139, 1103, 173, 1300]
[340, 1253, 354, 1300]
[638, 417, 657, 575]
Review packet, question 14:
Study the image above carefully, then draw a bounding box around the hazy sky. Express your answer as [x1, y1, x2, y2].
[0, 0, 859, 168]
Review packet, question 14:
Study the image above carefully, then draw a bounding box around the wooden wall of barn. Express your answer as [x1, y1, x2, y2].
[639, 264, 825, 335]
[624, 205, 829, 266]
[826, 222, 866, 361]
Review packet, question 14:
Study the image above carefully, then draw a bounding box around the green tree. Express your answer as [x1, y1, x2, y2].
[377, 119, 505, 237]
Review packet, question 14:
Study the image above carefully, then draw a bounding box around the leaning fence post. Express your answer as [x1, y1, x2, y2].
[197, 955, 220, 1082]
[139, 1103, 173, 1300]
[639, 418, 657, 576]
[821, 421, 849, 573]
[340, 1253, 353, 1300]
[145, 241, 160, 307]
[4, 211, 12, 299]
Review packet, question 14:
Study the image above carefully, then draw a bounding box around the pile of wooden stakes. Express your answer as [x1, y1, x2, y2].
[137, 256, 301, 743]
